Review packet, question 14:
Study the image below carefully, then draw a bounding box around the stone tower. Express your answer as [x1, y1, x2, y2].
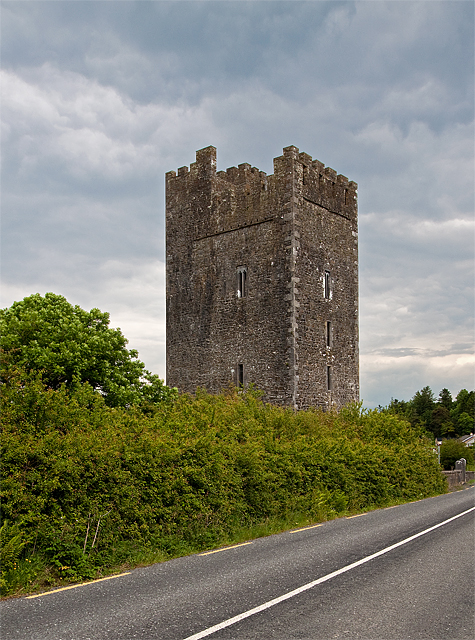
[166, 145, 359, 410]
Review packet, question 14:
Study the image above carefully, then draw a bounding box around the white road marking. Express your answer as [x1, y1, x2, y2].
[183, 506, 475, 640]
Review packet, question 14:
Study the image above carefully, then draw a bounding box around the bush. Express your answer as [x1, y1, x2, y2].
[440, 440, 473, 470]
[1, 374, 447, 596]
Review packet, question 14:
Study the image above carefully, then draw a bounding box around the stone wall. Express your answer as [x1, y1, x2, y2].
[442, 470, 475, 489]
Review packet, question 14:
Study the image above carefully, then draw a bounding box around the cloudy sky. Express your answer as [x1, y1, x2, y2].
[1, 0, 473, 407]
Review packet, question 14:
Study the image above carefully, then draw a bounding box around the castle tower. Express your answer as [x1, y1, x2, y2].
[166, 146, 359, 410]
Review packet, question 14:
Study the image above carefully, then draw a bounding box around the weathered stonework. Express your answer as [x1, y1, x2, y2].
[166, 146, 359, 410]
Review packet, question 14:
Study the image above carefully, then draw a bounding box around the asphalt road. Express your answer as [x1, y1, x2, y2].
[2, 487, 474, 640]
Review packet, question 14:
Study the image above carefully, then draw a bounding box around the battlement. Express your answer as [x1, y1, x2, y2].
[167, 145, 356, 197]
[166, 145, 357, 242]
[275, 145, 357, 190]
[167, 146, 267, 187]
[166, 145, 217, 181]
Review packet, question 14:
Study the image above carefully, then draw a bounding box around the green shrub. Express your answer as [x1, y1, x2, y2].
[440, 440, 473, 470]
[1, 372, 447, 596]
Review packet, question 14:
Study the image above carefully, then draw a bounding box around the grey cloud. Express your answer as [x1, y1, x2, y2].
[361, 361, 473, 409]
[2, 2, 332, 101]
[1, 1, 473, 406]
[369, 345, 475, 359]
[3, 2, 472, 110]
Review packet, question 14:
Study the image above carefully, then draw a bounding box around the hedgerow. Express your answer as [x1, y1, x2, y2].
[1, 370, 446, 595]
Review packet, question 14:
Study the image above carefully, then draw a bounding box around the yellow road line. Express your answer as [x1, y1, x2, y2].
[199, 542, 253, 556]
[26, 572, 131, 599]
[346, 513, 367, 519]
[289, 524, 323, 534]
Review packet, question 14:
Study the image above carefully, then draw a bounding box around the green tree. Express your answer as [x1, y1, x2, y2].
[438, 388, 453, 411]
[439, 439, 473, 470]
[440, 421, 457, 438]
[387, 398, 410, 415]
[431, 405, 452, 438]
[450, 389, 475, 434]
[411, 386, 436, 433]
[457, 412, 473, 435]
[454, 389, 474, 417]
[0, 293, 176, 407]
[384, 387, 474, 439]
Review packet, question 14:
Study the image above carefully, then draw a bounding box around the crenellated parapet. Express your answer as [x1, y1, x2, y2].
[166, 145, 217, 181]
[272, 146, 358, 221]
[167, 146, 267, 189]
[167, 145, 357, 242]
[167, 146, 274, 240]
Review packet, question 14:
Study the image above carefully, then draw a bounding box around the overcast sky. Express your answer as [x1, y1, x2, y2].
[1, 0, 474, 408]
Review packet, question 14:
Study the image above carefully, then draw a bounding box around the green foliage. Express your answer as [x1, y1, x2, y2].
[412, 386, 436, 423]
[439, 440, 473, 470]
[457, 413, 473, 434]
[450, 389, 475, 435]
[0, 521, 25, 571]
[438, 388, 453, 411]
[1, 374, 447, 596]
[432, 406, 451, 435]
[0, 520, 46, 595]
[0, 293, 177, 407]
[388, 386, 474, 438]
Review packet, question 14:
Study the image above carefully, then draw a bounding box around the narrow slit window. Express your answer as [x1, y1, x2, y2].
[326, 321, 332, 348]
[326, 365, 332, 391]
[324, 270, 331, 299]
[237, 267, 247, 298]
[238, 363, 244, 387]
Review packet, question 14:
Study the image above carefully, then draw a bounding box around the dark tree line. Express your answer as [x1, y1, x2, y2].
[386, 386, 474, 439]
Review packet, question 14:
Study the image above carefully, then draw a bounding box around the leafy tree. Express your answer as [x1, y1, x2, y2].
[439, 439, 473, 470]
[412, 386, 435, 419]
[450, 389, 475, 434]
[431, 406, 452, 438]
[454, 389, 474, 417]
[387, 398, 410, 415]
[384, 386, 474, 439]
[457, 412, 473, 435]
[0, 293, 176, 407]
[404, 385, 436, 434]
[440, 421, 457, 438]
[438, 388, 453, 411]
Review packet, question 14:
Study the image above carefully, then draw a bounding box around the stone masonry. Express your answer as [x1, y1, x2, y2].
[166, 146, 359, 410]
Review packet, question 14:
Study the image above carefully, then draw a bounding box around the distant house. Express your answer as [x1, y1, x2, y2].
[460, 433, 475, 447]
